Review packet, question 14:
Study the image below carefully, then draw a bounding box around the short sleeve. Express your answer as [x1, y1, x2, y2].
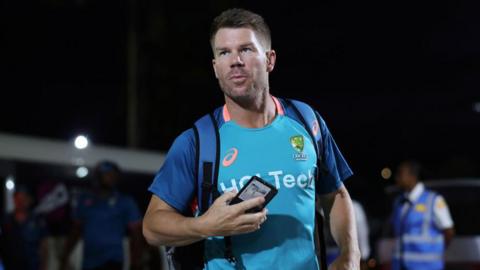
[433, 195, 454, 230]
[123, 196, 141, 225]
[316, 113, 353, 194]
[148, 129, 196, 213]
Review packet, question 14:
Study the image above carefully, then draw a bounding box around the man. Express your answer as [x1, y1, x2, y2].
[60, 161, 143, 270]
[392, 161, 455, 270]
[143, 8, 360, 270]
[0, 187, 49, 270]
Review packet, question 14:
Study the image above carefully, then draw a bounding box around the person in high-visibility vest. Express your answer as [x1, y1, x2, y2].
[391, 160, 455, 270]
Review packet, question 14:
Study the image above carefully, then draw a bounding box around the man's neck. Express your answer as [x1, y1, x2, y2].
[405, 185, 414, 193]
[224, 91, 276, 128]
[96, 187, 114, 198]
[405, 180, 419, 193]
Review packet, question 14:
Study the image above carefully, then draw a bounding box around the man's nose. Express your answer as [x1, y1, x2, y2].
[230, 52, 245, 67]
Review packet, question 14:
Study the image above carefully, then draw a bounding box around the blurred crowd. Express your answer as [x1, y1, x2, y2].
[0, 161, 163, 270]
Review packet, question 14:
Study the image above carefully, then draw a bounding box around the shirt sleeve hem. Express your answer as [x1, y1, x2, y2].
[340, 169, 354, 182]
[148, 187, 188, 213]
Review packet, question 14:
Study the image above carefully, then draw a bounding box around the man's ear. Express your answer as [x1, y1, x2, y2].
[212, 59, 219, 78]
[266, 50, 276, 72]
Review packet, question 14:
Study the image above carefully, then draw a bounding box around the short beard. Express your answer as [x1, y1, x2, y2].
[220, 83, 267, 111]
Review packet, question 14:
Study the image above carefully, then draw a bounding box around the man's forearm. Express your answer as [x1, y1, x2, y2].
[143, 192, 266, 247]
[443, 228, 455, 248]
[143, 209, 206, 247]
[321, 186, 361, 258]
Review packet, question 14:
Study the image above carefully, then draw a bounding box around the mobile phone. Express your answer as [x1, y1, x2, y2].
[229, 176, 278, 213]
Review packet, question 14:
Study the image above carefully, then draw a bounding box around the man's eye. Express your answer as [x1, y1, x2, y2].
[241, 48, 252, 53]
[219, 51, 228, 56]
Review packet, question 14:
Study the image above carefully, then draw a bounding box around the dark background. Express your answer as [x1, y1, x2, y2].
[2, 0, 480, 225]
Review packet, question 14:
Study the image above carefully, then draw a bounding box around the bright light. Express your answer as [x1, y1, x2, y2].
[381, 167, 392, 180]
[5, 176, 15, 190]
[74, 135, 89, 149]
[76, 167, 89, 178]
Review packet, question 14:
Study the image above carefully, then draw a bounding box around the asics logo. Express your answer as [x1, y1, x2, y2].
[222, 147, 238, 167]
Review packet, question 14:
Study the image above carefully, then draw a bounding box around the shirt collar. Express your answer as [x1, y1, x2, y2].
[222, 95, 284, 122]
[406, 182, 424, 202]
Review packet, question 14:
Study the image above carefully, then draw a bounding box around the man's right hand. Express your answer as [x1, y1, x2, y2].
[197, 191, 268, 237]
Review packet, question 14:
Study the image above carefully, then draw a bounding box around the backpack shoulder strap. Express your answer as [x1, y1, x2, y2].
[193, 107, 237, 263]
[193, 107, 222, 214]
[280, 98, 329, 270]
[281, 98, 324, 164]
[282, 98, 331, 175]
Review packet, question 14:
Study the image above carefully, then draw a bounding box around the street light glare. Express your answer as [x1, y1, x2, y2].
[381, 167, 392, 180]
[76, 166, 89, 178]
[74, 135, 89, 149]
[5, 177, 15, 190]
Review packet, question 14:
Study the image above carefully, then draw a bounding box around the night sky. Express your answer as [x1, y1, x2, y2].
[2, 0, 480, 203]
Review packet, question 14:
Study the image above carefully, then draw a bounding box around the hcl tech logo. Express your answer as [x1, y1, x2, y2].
[219, 169, 315, 192]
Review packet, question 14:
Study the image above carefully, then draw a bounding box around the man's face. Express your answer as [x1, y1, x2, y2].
[395, 164, 415, 190]
[212, 28, 275, 103]
[14, 191, 32, 211]
[99, 171, 118, 190]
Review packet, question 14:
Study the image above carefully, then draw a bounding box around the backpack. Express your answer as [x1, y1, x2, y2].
[168, 98, 329, 270]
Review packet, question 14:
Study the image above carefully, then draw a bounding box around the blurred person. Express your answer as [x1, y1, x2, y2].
[391, 160, 455, 270]
[60, 161, 143, 270]
[353, 200, 370, 269]
[34, 179, 70, 235]
[0, 186, 49, 270]
[324, 199, 370, 269]
[143, 8, 359, 270]
[34, 179, 70, 270]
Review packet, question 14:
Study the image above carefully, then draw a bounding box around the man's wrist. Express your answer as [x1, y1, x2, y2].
[186, 215, 210, 239]
[340, 247, 361, 260]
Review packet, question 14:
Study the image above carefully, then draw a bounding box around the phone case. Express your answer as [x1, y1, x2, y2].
[229, 176, 278, 213]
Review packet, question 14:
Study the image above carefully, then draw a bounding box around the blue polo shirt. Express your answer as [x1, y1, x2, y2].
[73, 191, 141, 269]
[1, 214, 48, 270]
[149, 101, 352, 269]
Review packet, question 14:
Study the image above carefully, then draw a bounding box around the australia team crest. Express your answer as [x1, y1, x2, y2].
[290, 135, 308, 161]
